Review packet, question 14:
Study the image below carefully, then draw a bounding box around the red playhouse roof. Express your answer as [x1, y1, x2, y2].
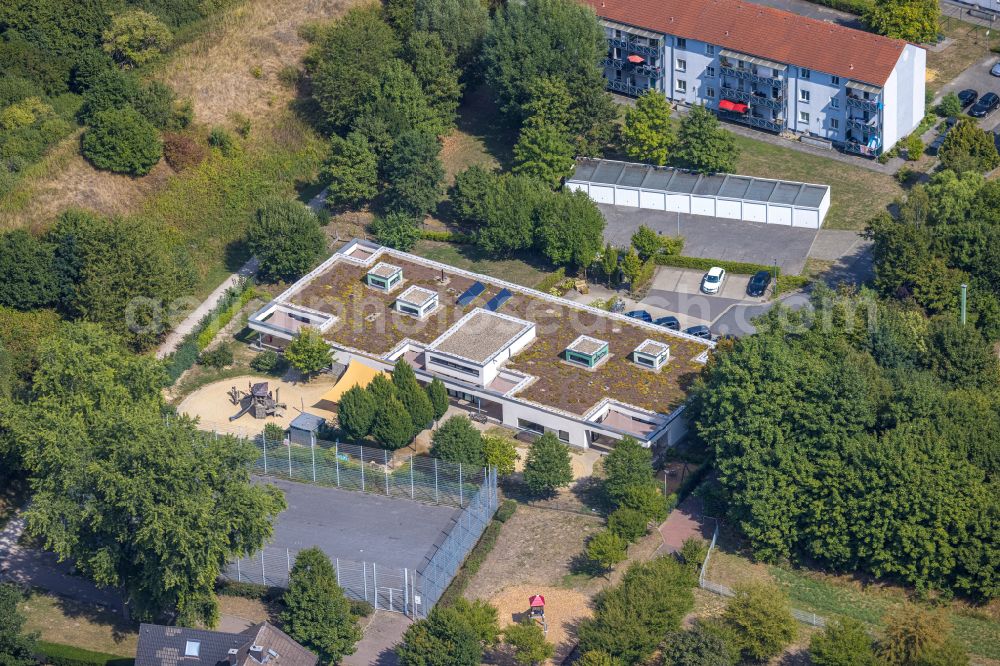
[529, 595, 545, 607]
[718, 99, 749, 113]
[626, 54, 644, 63]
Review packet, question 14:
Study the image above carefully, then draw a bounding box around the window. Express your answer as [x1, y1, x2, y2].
[831, 75, 840, 85]
[800, 67, 811, 79]
[799, 89, 810, 103]
[518, 419, 544, 435]
[831, 97, 840, 109]
[185, 643, 200, 658]
[799, 111, 810, 124]
[706, 86, 716, 98]
[676, 37, 686, 48]
[558, 430, 570, 443]
[706, 66, 716, 78]
[676, 58, 686, 72]
[676, 79, 686, 93]
[829, 118, 840, 129]
[429, 356, 478, 377]
[397, 303, 420, 316]
[635, 355, 655, 368]
[706, 44, 715, 55]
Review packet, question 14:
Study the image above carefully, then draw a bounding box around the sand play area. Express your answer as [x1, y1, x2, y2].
[488, 585, 593, 662]
[176, 374, 340, 433]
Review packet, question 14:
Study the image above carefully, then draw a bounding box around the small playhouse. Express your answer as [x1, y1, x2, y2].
[289, 412, 326, 446]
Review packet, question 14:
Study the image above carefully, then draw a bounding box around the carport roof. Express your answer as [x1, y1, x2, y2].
[568, 159, 829, 209]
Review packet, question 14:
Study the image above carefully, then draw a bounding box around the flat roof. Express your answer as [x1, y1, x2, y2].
[267, 242, 713, 417]
[567, 335, 608, 356]
[368, 262, 401, 279]
[397, 285, 437, 307]
[429, 310, 533, 365]
[569, 159, 829, 209]
[636, 339, 669, 357]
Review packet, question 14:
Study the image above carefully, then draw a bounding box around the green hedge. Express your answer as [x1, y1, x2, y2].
[216, 579, 281, 600]
[196, 285, 257, 350]
[419, 230, 475, 244]
[653, 254, 777, 276]
[774, 274, 810, 295]
[37, 642, 133, 666]
[803, 0, 871, 14]
[438, 500, 517, 607]
[534, 267, 567, 293]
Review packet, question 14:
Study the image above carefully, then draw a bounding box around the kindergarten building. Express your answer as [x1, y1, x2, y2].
[249, 240, 714, 450]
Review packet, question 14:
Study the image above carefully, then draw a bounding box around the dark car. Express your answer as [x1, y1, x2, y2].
[969, 92, 1000, 118]
[625, 309, 652, 322]
[746, 270, 772, 297]
[684, 324, 712, 340]
[958, 89, 979, 108]
[654, 315, 680, 330]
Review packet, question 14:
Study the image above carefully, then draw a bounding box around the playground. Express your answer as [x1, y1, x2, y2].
[175, 374, 338, 432]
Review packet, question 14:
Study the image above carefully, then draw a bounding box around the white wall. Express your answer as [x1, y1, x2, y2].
[717, 199, 741, 219]
[639, 190, 665, 210]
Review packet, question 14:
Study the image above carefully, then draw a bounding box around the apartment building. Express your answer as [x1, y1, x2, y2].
[584, 0, 926, 156]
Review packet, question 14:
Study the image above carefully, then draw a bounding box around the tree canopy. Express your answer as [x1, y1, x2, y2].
[938, 119, 1000, 175]
[431, 416, 484, 466]
[864, 0, 939, 43]
[622, 91, 674, 166]
[81, 106, 162, 175]
[522, 432, 573, 495]
[248, 198, 326, 282]
[672, 105, 739, 174]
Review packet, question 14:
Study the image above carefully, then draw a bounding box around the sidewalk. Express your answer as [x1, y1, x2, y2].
[156, 257, 258, 359]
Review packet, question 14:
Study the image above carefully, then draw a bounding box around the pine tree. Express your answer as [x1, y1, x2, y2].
[338, 384, 376, 441]
[427, 377, 449, 420]
[372, 395, 414, 449]
[393, 359, 435, 435]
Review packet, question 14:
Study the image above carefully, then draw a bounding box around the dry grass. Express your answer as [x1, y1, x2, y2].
[927, 16, 995, 95]
[19, 592, 138, 657]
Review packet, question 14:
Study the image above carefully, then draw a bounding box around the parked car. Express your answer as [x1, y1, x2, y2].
[991, 61, 1000, 77]
[970, 92, 1000, 118]
[929, 126, 951, 156]
[746, 270, 773, 297]
[625, 309, 652, 322]
[684, 324, 712, 339]
[958, 89, 979, 108]
[653, 315, 680, 330]
[701, 266, 727, 294]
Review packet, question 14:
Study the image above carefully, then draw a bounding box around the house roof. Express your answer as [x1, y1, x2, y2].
[289, 412, 325, 432]
[583, 0, 910, 85]
[136, 623, 316, 666]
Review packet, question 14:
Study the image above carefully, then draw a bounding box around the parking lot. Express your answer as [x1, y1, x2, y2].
[933, 53, 1000, 131]
[599, 204, 817, 274]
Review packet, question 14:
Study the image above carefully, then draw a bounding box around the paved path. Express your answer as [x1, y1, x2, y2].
[342, 611, 409, 666]
[658, 496, 714, 554]
[156, 257, 258, 359]
[0, 513, 122, 610]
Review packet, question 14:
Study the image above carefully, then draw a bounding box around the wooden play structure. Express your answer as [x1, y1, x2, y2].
[528, 594, 547, 636]
[228, 381, 287, 421]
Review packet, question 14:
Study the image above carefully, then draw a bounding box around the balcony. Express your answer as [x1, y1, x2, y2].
[607, 37, 659, 57]
[719, 62, 783, 88]
[601, 57, 626, 70]
[846, 95, 880, 112]
[606, 79, 644, 97]
[634, 64, 662, 78]
[843, 141, 879, 158]
[719, 110, 784, 133]
[720, 85, 783, 110]
[847, 117, 879, 132]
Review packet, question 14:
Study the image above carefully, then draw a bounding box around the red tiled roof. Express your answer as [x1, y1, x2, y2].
[582, 0, 910, 86]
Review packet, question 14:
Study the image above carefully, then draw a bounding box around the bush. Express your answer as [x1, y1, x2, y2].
[164, 339, 199, 382]
[662, 627, 736, 666]
[503, 620, 555, 666]
[102, 9, 173, 69]
[35, 642, 133, 666]
[608, 507, 648, 542]
[81, 107, 162, 176]
[586, 529, 628, 575]
[904, 133, 924, 161]
[349, 599, 374, 618]
[208, 126, 234, 153]
[721, 583, 796, 662]
[195, 284, 256, 350]
[264, 423, 286, 443]
[216, 580, 275, 600]
[810, 618, 877, 666]
[654, 254, 775, 275]
[250, 350, 286, 374]
[162, 132, 206, 171]
[496, 499, 517, 522]
[774, 273, 810, 295]
[678, 537, 709, 570]
[419, 229, 475, 243]
[619, 482, 668, 523]
[199, 342, 233, 368]
[938, 92, 962, 118]
[371, 212, 421, 251]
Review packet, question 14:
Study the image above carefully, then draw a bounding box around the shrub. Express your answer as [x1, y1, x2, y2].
[250, 350, 285, 374]
[103, 9, 173, 69]
[231, 112, 252, 138]
[278, 65, 301, 87]
[503, 620, 555, 666]
[904, 133, 924, 161]
[419, 229, 475, 244]
[264, 423, 286, 443]
[216, 580, 274, 600]
[938, 92, 962, 118]
[619, 482, 668, 523]
[195, 284, 256, 350]
[208, 126, 234, 153]
[164, 339, 199, 382]
[522, 432, 573, 496]
[81, 107, 162, 175]
[939, 118, 1000, 174]
[199, 342, 233, 368]
[35, 641, 133, 666]
[678, 537, 709, 571]
[371, 211, 421, 251]
[721, 583, 796, 662]
[496, 499, 517, 522]
[878, 607, 967, 666]
[653, 254, 775, 275]
[810, 618, 877, 666]
[431, 416, 484, 466]
[162, 132, 206, 171]
[608, 507, 648, 542]
[349, 599, 374, 618]
[662, 627, 736, 666]
[586, 529, 628, 575]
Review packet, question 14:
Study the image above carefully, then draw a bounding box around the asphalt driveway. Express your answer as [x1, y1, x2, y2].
[932, 53, 1000, 131]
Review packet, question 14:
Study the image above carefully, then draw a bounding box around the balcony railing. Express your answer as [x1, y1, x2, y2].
[606, 79, 645, 97]
[607, 37, 659, 57]
[847, 117, 879, 132]
[843, 141, 879, 157]
[719, 110, 784, 132]
[720, 86, 783, 110]
[846, 95, 880, 112]
[601, 57, 625, 70]
[720, 63, 783, 88]
[634, 64, 662, 78]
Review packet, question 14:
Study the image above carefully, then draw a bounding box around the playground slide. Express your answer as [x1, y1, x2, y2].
[229, 402, 254, 422]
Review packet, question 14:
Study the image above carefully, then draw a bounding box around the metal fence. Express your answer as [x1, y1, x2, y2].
[247, 433, 489, 509]
[224, 547, 418, 616]
[698, 521, 827, 629]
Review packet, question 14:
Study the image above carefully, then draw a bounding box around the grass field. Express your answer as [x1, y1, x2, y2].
[928, 15, 995, 95]
[19, 592, 138, 657]
[410, 240, 552, 289]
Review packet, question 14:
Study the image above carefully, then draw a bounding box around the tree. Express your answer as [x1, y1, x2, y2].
[248, 198, 327, 282]
[938, 92, 962, 118]
[600, 244, 619, 286]
[679, 537, 709, 572]
[602, 436, 653, 505]
[721, 583, 796, 662]
[357, 59, 443, 146]
[629, 225, 664, 261]
[482, 435, 519, 477]
[522, 432, 573, 495]
[81, 107, 162, 175]
[285, 327, 333, 377]
[0, 230, 57, 310]
[103, 9, 172, 69]
[503, 620, 555, 665]
[475, 174, 547, 255]
[413, 0, 490, 70]
[810, 618, 877, 666]
[864, 0, 939, 43]
[450, 165, 496, 224]
[586, 529, 627, 576]
[281, 548, 361, 664]
[427, 377, 449, 420]
[338, 384, 376, 441]
[938, 119, 1000, 174]
[622, 91, 674, 165]
[661, 628, 735, 666]
[673, 105, 739, 174]
[383, 130, 444, 217]
[879, 608, 968, 666]
[927, 316, 998, 389]
[512, 121, 575, 188]
[397, 602, 491, 666]
[534, 190, 605, 268]
[620, 248, 642, 287]
[367, 373, 397, 405]
[322, 133, 378, 210]
[618, 482, 668, 522]
[371, 212, 421, 251]
[0, 584, 37, 666]
[393, 358, 435, 434]
[372, 395, 414, 449]
[12, 324, 286, 625]
[607, 507, 648, 542]
[576, 652, 624, 666]
[406, 31, 462, 131]
[431, 416, 483, 465]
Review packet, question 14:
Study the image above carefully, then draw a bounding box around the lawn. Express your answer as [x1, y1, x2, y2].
[732, 134, 902, 230]
[19, 592, 138, 658]
[928, 15, 995, 95]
